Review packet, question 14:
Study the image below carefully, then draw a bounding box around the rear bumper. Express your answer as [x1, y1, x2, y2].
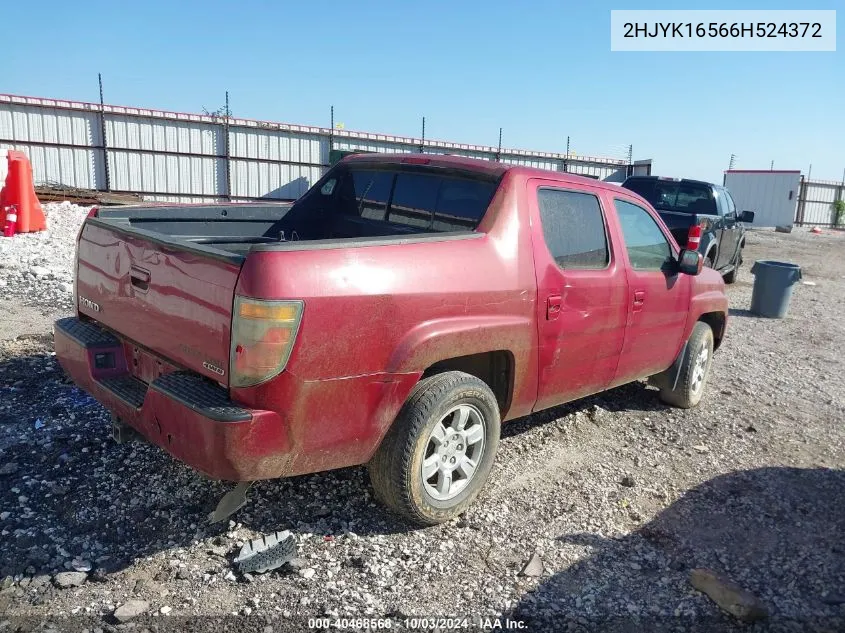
[54, 317, 292, 481]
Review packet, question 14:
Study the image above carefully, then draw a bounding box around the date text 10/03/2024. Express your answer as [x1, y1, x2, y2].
[307, 618, 527, 630]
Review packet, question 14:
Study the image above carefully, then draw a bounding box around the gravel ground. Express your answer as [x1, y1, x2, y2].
[0, 213, 843, 633]
[0, 201, 91, 312]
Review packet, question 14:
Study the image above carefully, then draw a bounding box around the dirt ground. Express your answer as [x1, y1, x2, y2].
[0, 227, 843, 633]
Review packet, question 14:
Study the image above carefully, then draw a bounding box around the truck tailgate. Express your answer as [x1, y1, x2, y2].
[658, 211, 696, 247]
[75, 219, 242, 384]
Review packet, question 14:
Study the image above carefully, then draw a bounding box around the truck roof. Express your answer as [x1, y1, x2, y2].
[343, 152, 628, 194]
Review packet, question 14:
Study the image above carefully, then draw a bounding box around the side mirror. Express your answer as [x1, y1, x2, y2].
[739, 210, 755, 223]
[678, 249, 703, 276]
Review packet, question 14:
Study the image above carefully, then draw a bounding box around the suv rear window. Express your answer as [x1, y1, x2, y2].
[624, 179, 716, 215]
[335, 167, 497, 232]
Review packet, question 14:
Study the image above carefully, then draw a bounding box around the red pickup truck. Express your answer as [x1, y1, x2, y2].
[55, 154, 727, 525]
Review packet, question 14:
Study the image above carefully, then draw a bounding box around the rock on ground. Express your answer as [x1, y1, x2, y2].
[113, 599, 150, 622]
[52, 571, 87, 588]
[689, 567, 768, 622]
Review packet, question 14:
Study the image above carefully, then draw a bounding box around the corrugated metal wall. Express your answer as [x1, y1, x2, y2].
[795, 176, 845, 226]
[1, 93, 640, 203]
[723, 171, 801, 228]
[0, 102, 103, 190]
[797, 178, 844, 226]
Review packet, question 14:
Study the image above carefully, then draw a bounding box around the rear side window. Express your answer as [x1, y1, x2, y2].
[615, 199, 672, 271]
[537, 188, 609, 269]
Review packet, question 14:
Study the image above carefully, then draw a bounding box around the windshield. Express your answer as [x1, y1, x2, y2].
[624, 179, 717, 215]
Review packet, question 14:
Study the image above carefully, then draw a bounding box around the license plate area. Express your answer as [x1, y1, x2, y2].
[124, 343, 180, 384]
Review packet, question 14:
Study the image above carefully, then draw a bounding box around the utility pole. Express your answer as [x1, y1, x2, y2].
[420, 117, 425, 153]
[98, 73, 111, 192]
[495, 128, 502, 162]
[223, 91, 231, 201]
[770, 160, 774, 170]
[563, 136, 570, 173]
[330, 105, 334, 154]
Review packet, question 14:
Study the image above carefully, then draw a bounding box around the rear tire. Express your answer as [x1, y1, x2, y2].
[659, 322, 714, 409]
[368, 371, 500, 526]
[723, 247, 743, 284]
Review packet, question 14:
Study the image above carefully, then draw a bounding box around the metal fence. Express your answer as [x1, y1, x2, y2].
[0, 93, 648, 203]
[795, 176, 845, 227]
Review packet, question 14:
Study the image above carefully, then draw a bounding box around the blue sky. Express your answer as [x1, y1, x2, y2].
[3, 0, 843, 183]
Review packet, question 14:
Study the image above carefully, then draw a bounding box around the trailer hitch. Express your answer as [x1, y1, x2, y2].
[111, 415, 147, 444]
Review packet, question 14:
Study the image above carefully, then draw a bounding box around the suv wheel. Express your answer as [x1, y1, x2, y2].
[368, 371, 500, 525]
[658, 322, 714, 409]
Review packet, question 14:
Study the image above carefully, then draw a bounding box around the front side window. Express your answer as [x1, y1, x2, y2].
[537, 188, 609, 269]
[615, 199, 672, 271]
[714, 189, 728, 216]
[724, 190, 737, 216]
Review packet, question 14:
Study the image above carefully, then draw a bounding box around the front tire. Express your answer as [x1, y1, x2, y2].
[368, 371, 501, 525]
[658, 322, 714, 409]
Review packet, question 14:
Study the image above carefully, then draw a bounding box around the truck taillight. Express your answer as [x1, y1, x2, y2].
[687, 224, 703, 250]
[230, 297, 304, 388]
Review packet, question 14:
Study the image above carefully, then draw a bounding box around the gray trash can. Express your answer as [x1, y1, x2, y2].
[750, 260, 802, 318]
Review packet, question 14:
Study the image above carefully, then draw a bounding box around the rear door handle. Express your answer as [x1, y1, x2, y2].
[129, 266, 150, 292]
[632, 290, 645, 312]
[546, 295, 562, 320]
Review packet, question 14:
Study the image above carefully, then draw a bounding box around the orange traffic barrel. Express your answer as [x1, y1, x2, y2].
[0, 151, 46, 233]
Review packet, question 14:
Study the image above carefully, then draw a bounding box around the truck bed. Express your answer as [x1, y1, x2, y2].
[96, 203, 290, 251]
[95, 201, 476, 260]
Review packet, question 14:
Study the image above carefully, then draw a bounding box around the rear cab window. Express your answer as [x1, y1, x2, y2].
[351, 170, 393, 220]
[304, 164, 499, 233]
[624, 178, 716, 215]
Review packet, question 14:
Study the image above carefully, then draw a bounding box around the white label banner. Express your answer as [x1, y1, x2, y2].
[611, 10, 836, 51]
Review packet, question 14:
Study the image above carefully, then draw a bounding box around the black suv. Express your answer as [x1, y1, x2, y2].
[621, 176, 754, 284]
